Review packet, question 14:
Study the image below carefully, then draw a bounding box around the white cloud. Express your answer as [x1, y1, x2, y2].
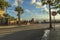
[31, 0, 48, 12]
[14, 0, 24, 6]
[35, 2, 42, 8]
[31, 0, 42, 8]
[51, 8, 59, 12]
[43, 5, 49, 13]
[31, 0, 36, 4]
[31, 0, 59, 13]
[24, 9, 31, 13]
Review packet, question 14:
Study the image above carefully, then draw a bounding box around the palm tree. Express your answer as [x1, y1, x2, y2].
[49, 0, 60, 16]
[41, 0, 57, 28]
[0, 0, 10, 10]
[15, 6, 23, 24]
[15, 0, 23, 24]
[0, 0, 5, 10]
[41, 0, 60, 28]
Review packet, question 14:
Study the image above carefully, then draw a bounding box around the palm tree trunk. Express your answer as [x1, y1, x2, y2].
[49, 4, 52, 28]
[18, 12, 20, 25]
[5, 7, 8, 25]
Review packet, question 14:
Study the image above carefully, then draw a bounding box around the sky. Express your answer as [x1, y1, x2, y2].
[6, 0, 60, 21]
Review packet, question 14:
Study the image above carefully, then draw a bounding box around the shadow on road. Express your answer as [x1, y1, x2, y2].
[0, 29, 46, 40]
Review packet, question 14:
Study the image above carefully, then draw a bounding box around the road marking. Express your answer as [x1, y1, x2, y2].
[41, 30, 50, 40]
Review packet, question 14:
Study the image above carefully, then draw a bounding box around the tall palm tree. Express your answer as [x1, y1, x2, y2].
[41, 0, 57, 28]
[15, 6, 23, 24]
[15, 0, 23, 24]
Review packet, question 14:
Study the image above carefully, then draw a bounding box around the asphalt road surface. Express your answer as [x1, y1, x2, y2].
[0, 23, 59, 40]
[0, 29, 45, 40]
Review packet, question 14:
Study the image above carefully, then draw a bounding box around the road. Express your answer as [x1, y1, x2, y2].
[0, 24, 59, 40]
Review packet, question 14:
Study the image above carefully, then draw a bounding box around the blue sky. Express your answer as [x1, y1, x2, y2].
[6, 0, 60, 20]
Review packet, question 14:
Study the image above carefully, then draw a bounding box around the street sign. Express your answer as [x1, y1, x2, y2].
[52, 11, 57, 16]
[52, 11, 57, 30]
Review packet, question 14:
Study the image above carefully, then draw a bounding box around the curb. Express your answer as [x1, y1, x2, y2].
[0, 26, 17, 29]
[41, 30, 50, 40]
[0, 25, 27, 29]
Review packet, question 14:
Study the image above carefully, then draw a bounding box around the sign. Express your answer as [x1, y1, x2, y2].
[52, 11, 57, 16]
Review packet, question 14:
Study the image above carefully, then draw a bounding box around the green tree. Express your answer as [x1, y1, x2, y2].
[14, 0, 23, 24]
[52, 0, 60, 14]
[3, 13, 9, 17]
[41, 0, 58, 28]
[41, 0, 60, 28]
[0, 0, 5, 10]
[0, 0, 10, 10]
[15, 6, 23, 24]
[3, 13, 16, 20]
[57, 10, 60, 14]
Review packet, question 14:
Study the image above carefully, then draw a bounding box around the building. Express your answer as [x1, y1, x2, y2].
[0, 10, 5, 17]
[0, 10, 5, 25]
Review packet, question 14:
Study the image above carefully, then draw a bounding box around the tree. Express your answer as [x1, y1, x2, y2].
[15, 6, 23, 24]
[57, 9, 60, 14]
[41, 0, 57, 28]
[0, 0, 5, 10]
[14, 0, 23, 24]
[3, 13, 16, 20]
[41, 0, 60, 28]
[0, 0, 10, 10]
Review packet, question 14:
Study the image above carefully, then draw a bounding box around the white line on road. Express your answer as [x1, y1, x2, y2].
[41, 30, 50, 40]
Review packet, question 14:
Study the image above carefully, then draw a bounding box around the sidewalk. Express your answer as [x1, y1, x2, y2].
[0, 25, 18, 28]
[48, 27, 60, 40]
[0, 25, 27, 28]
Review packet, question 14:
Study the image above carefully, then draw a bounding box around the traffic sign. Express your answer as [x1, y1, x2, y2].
[52, 11, 57, 16]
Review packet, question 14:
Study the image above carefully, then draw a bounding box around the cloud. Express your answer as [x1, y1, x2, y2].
[24, 9, 31, 13]
[14, 0, 24, 6]
[31, 0, 36, 4]
[51, 8, 59, 12]
[31, 0, 42, 8]
[43, 5, 49, 13]
[35, 2, 42, 8]
[31, 0, 48, 13]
